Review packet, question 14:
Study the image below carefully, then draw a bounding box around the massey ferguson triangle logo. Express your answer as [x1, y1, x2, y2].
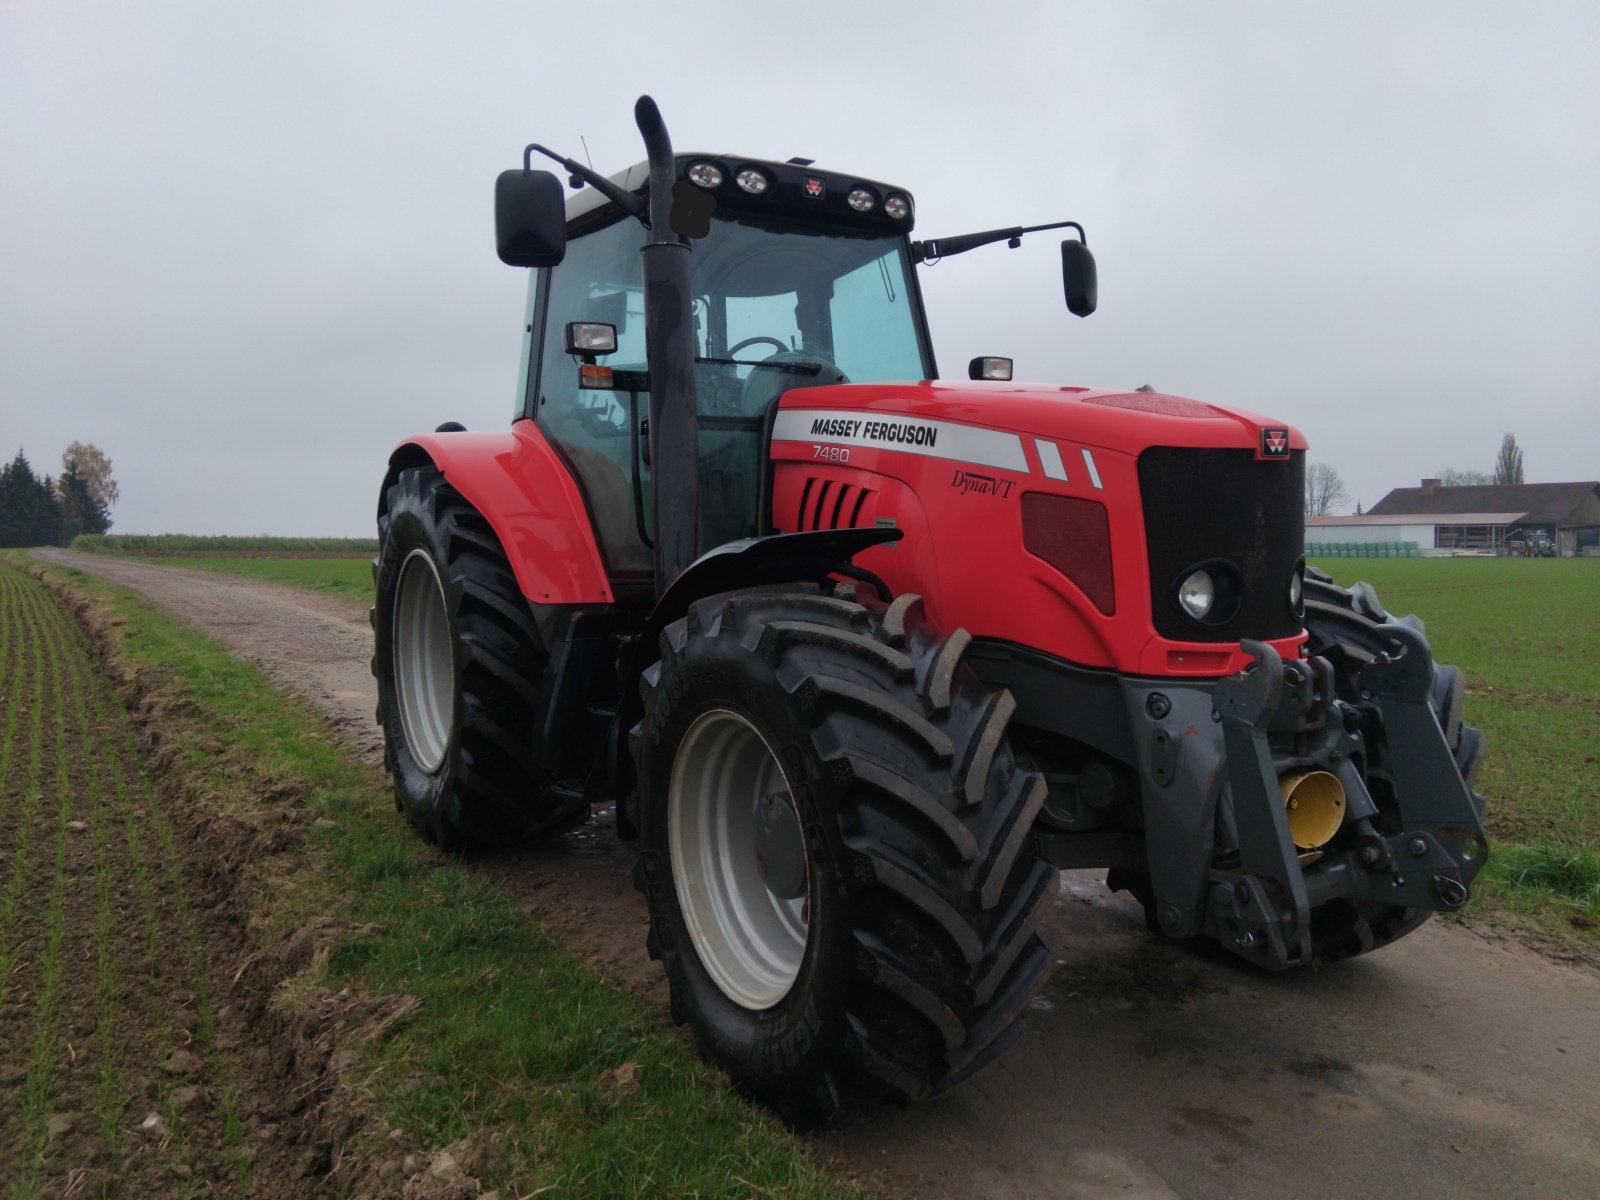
[1261, 427, 1290, 458]
[803, 177, 824, 198]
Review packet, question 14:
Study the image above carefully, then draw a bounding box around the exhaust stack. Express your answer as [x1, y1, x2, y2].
[635, 95, 700, 592]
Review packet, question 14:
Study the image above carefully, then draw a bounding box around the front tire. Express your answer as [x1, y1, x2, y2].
[634, 588, 1057, 1126]
[373, 465, 586, 849]
[1301, 566, 1486, 958]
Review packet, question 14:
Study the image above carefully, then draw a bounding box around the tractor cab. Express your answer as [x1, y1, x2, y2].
[519, 156, 934, 582]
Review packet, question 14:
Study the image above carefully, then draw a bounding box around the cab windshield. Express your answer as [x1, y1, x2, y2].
[535, 211, 929, 574]
[687, 211, 930, 412]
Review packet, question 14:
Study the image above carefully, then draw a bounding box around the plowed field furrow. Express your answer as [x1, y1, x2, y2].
[0, 567, 22, 693]
[0, 574, 60, 973]
[0, 566, 236, 1197]
[11, 588, 81, 1194]
[80, 649, 229, 1178]
[1, 568, 72, 1190]
[0, 573, 43, 823]
[75, 653, 127, 1162]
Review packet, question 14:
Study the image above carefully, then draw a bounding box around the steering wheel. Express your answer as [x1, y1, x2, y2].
[728, 336, 789, 358]
[739, 349, 849, 414]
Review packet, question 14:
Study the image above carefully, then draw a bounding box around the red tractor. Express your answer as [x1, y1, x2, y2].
[373, 97, 1486, 1124]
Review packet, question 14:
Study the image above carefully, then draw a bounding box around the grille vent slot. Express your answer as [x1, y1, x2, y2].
[796, 477, 875, 531]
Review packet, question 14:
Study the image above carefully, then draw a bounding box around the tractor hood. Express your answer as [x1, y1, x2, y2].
[767, 378, 1309, 679]
[771, 380, 1306, 463]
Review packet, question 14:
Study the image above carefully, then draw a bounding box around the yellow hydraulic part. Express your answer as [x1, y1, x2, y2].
[1279, 770, 1347, 851]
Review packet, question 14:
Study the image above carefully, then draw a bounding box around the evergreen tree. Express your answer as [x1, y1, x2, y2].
[0, 451, 25, 546]
[36, 474, 63, 546]
[0, 450, 68, 547]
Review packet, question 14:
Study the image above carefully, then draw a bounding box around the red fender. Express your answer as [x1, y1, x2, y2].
[382, 420, 614, 605]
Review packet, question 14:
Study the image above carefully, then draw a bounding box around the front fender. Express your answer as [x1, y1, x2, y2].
[380, 419, 613, 605]
[611, 526, 902, 835]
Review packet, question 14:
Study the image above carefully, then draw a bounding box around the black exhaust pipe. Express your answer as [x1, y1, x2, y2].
[634, 95, 700, 592]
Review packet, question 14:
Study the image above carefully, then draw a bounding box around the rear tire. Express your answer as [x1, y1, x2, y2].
[1300, 566, 1486, 959]
[372, 465, 586, 849]
[633, 587, 1056, 1127]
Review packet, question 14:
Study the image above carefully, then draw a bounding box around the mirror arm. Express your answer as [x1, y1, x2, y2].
[524, 143, 649, 226]
[913, 219, 1086, 264]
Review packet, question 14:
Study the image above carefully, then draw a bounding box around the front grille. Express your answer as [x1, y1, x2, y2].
[1138, 447, 1304, 643]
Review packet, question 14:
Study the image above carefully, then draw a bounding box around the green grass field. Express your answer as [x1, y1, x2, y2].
[71, 534, 377, 555]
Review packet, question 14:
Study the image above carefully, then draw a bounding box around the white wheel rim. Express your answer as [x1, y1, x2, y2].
[669, 709, 810, 1009]
[393, 549, 453, 774]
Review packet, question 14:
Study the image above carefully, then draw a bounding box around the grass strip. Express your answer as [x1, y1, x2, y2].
[28, 557, 859, 1199]
[71, 534, 377, 555]
[120, 555, 374, 605]
[1481, 841, 1600, 920]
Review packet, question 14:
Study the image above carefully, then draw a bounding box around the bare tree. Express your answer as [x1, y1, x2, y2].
[1305, 462, 1350, 516]
[1494, 432, 1525, 486]
[1435, 467, 1493, 487]
[61, 441, 119, 511]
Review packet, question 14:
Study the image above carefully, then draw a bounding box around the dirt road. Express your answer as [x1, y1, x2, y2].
[37, 550, 1600, 1199]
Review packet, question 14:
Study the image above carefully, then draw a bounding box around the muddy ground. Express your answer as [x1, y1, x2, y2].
[30, 549, 1600, 1199]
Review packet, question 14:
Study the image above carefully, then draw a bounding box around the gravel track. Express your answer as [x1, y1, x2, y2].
[35, 548, 1600, 1200]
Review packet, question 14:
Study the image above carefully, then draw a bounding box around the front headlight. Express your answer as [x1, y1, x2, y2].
[1178, 569, 1215, 621]
[1289, 565, 1304, 620]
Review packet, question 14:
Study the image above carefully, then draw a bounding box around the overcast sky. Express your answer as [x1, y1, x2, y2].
[3, 1, 1597, 534]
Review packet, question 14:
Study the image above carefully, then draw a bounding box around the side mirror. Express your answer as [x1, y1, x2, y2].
[495, 169, 567, 267]
[1061, 239, 1097, 317]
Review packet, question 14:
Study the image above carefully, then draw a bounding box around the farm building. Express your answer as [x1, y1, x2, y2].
[1305, 513, 1525, 555]
[1353, 479, 1600, 556]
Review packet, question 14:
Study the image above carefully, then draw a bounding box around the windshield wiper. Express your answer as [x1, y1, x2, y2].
[696, 356, 821, 374]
